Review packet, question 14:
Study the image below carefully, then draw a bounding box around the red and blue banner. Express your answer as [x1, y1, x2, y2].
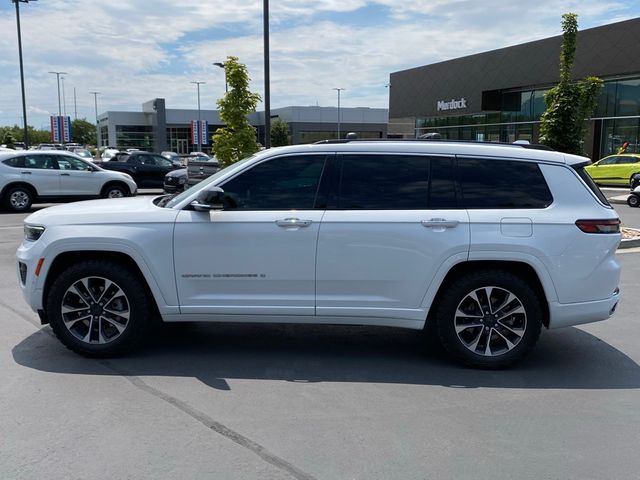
[191, 120, 209, 146]
[50, 116, 72, 142]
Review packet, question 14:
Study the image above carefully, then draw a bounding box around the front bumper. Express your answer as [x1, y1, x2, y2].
[16, 239, 46, 313]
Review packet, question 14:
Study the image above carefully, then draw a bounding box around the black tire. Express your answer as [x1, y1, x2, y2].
[435, 270, 542, 368]
[3, 185, 33, 212]
[102, 183, 128, 199]
[627, 194, 640, 208]
[46, 260, 152, 357]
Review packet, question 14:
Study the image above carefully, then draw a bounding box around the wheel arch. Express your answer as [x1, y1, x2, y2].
[427, 260, 550, 329]
[42, 251, 160, 321]
[1, 181, 38, 200]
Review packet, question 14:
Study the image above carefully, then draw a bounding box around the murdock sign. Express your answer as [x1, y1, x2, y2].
[437, 97, 467, 111]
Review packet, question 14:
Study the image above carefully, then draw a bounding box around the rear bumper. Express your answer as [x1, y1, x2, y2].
[548, 292, 620, 329]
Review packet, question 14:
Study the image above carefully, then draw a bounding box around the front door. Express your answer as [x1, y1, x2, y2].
[316, 154, 470, 322]
[55, 154, 101, 195]
[174, 153, 331, 316]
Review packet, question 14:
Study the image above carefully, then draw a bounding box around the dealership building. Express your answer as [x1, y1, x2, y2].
[97, 100, 387, 154]
[388, 18, 640, 159]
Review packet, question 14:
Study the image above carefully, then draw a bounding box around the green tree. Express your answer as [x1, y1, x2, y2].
[270, 118, 290, 147]
[212, 56, 262, 166]
[71, 118, 97, 145]
[2, 130, 16, 148]
[539, 13, 603, 155]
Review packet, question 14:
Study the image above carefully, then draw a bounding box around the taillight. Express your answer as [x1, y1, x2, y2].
[575, 219, 621, 233]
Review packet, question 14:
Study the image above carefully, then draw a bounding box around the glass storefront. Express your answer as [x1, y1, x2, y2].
[115, 125, 154, 150]
[416, 76, 640, 159]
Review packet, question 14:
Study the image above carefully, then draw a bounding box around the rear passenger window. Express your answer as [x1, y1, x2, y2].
[337, 155, 456, 210]
[458, 157, 552, 209]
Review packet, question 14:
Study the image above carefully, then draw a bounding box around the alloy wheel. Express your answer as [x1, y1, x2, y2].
[60, 276, 130, 344]
[454, 286, 527, 357]
[10, 191, 29, 209]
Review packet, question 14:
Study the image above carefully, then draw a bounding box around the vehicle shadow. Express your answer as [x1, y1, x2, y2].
[12, 322, 640, 391]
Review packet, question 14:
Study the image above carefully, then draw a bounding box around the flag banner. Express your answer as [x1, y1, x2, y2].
[191, 120, 200, 145]
[200, 121, 209, 145]
[50, 116, 72, 142]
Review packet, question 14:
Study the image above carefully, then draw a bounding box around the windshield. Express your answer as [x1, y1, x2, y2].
[164, 154, 256, 208]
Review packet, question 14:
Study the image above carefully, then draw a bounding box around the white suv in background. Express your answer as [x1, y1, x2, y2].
[0, 151, 137, 211]
[16, 141, 621, 367]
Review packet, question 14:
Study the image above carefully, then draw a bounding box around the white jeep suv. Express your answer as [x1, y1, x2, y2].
[16, 141, 621, 367]
[1, 151, 137, 211]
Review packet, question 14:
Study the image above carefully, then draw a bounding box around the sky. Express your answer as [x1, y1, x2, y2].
[0, 0, 638, 130]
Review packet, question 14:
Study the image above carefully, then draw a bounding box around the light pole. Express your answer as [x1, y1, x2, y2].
[48, 71, 67, 118]
[333, 88, 345, 140]
[213, 62, 227, 93]
[13, 0, 37, 148]
[90, 91, 100, 151]
[263, 0, 271, 149]
[73, 86, 77, 120]
[61, 75, 67, 116]
[191, 81, 205, 153]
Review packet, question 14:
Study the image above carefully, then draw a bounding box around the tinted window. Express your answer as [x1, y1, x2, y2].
[458, 157, 552, 209]
[23, 155, 57, 169]
[337, 155, 431, 209]
[429, 157, 457, 209]
[2, 157, 24, 168]
[220, 155, 327, 210]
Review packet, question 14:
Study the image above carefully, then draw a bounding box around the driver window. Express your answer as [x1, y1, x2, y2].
[56, 156, 89, 170]
[220, 155, 327, 210]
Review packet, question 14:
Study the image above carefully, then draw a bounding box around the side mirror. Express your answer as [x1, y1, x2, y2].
[191, 186, 225, 211]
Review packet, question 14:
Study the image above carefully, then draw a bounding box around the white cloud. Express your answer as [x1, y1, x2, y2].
[0, 0, 636, 129]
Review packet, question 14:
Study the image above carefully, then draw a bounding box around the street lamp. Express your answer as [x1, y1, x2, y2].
[90, 91, 100, 151]
[61, 75, 67, 116]
[13, 0, 37, 148]
[212, 62, 227, 93]
[191, 81, 205, 153]
[48, 71, 67, 118]
[333, 88, 345, 140]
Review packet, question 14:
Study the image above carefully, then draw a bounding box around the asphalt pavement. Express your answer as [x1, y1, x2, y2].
[1, 207, 639, 480]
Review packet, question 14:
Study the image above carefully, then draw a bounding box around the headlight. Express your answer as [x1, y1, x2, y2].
[178, 177, 186, 184]
[24, 225, 45, 241]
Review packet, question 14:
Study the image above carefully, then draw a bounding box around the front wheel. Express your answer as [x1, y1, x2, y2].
[102, 184, 128, 199]
[435, 270, 542, 368]
[627, 194, 640, 208]
[46, 260, 152, 357]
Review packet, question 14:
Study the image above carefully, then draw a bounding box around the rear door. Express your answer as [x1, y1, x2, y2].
[21, 154, 60, 196]
[315, 153, 470, 323]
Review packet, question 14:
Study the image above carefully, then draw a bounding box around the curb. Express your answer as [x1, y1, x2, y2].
[608, 195, 629, 205]
[620, 238, 640, 249]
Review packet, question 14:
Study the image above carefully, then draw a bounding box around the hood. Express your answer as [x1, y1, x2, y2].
[166, 168, 187, 178]
[25, 195, 179, 227]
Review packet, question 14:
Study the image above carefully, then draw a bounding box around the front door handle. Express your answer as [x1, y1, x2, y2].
[276, 218, 312, 228]
[421, 218, 459, 228]
[60, 173, 70, 176]
[21, 171, 31, 174]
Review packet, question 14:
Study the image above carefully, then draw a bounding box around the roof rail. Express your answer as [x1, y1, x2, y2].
[313, 138, 554, 151]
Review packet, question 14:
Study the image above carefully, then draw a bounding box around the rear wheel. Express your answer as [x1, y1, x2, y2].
[46, 260, 152, 357]
[4, 185, 33, 212]
[435, 270, 542, 368]
[627, 194, 640, 208]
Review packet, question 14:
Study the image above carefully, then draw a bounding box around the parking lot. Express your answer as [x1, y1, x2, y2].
[1, 199, 640, 480]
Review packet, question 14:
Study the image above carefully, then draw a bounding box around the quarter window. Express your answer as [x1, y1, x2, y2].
[457, 157, 553, 209]
[2, 157, 24, 168]
[220, 155, 327, 210]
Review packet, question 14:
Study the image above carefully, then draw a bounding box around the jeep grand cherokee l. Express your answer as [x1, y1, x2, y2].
[16, 141, 621, 367]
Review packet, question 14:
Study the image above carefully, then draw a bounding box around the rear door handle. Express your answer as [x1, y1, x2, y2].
[60, 173, 70, 176]
[276, 218, 312, 228]
[21, 171, 31, 175]
[421, 218, 459, 228]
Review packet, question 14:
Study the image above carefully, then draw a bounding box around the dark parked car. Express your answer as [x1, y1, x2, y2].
[98, 151, 180, 188]
[163, 168, 187, 193]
